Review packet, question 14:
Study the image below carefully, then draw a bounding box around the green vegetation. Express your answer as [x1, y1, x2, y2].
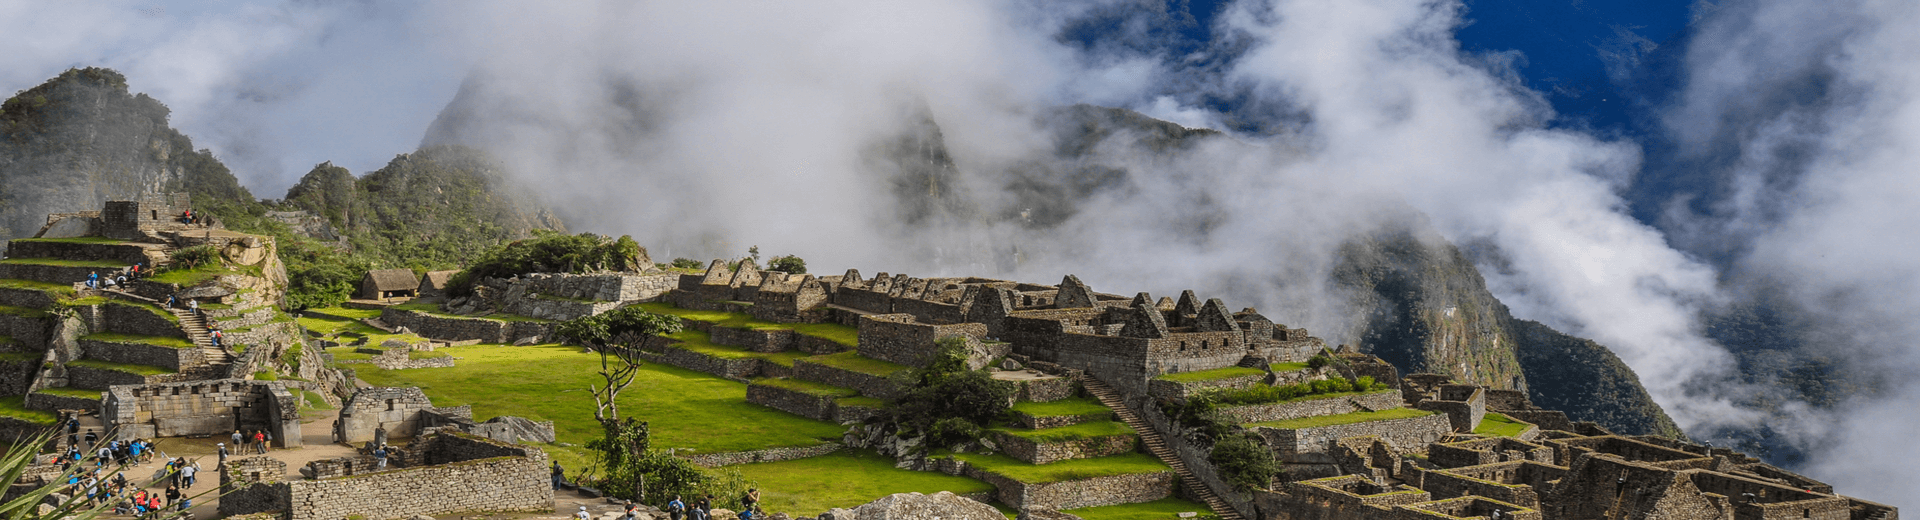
[755, 378, 859, 398]
[948, 452, 1168, 484]
[890, 337, 1015, 451]
[991, 421, 1134, 443]
[738, 449, 994, 514]
[57, 296, 108, 307]
[0, 278, 76, 295]
[1270, 362, 1310, 373]
[0, 396, 56, 424]
[1210, 433, 1280, 492]
[407, 350, 450, 360]
[67, 359, 174, 376]
[104, 299, 178, 323]
[33, 387, 103, 400]
[392, 300, 550, 323]
[252, 371, 278, 381]
[1153, 365, 1263, 383]
[1198, 377, 1391, 407]
[836, 396, 888, 409]
[665, 330, 812, 367]
[447, 231, 646, 297]
[347, 344, 846, 462]
[766, 255, 807, 274]
[9, 236, 127, 244]
[0, 258, 126, 268]
[80, 332, 195, 349]
[1063, 498, 1215, 520]
[1473, 412, 1532, 438]
[635, 302, 860, 347]
[804, 351, 907, 377]
[1010, 397, 1112, 418]
[1246, 408, 1436, 430]
[0, 305, 49, 318]
[0, 352, 36, 362]
[305, 306, 383, 320]
[298, 389, 334, 410]
[1509, 319, 1686, 438]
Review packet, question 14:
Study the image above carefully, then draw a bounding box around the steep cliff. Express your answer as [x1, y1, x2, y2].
[0, 67, 253, 241]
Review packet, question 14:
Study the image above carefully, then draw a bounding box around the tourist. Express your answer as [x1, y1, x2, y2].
[696, 493, 714, 520]
[626, 500, 643, 520]
[165, 294, 176, 308]
[743, 488, 760, 514]
[84, 429, 98, 447]
[217, 442, 228, 463]
[253, 430, 267, 454]
[373, 445, 389, 470]
[668, 495, 686, 520]
[87, 271, 98, 289]
[102, 275, 117, 289]
[189, 298, 199, 317]
[576, 506, 592, 520]
[179, 460, 197, 488]
[180, 210, 191, 224]
[550, 460, 564, 489]
[164, 484, 180, 508]
[264, 429, 272, 452]
[232, 430, 244, 447]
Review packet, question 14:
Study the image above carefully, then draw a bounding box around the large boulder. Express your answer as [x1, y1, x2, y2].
[841, 492, 1001, 520]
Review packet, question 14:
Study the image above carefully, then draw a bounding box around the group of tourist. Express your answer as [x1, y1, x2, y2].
[178, 209, 214, 227]
[659, 489, 761, 520]
[84, 263, 140, 290]
[230, 429, 273, 456]
[55, 416, 196, 515]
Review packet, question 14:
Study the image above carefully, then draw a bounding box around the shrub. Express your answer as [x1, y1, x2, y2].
[1306, 355, 1331, 370]
[167, 244, 221, 271]
[449, 231, 648, 297]
[1210, 433, 1282, 491]
[887, 337, 1011, 451]
[766, 255, 807, 274]
[670, 258, 703, 269]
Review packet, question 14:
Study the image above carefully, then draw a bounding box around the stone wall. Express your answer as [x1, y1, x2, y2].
[1012, 376, 1078, 402]
[102, 379, 302, 444]
[218, 456, 291, 518]
[379, 308, 554, 344]
[0, 358, 38, 396]
[226, 432, 553, 520]
[1427, 438, 1554, 469]
[25, 390, 100, 412]
[710, 326, 797, 353]
[1419, 469, 1542, 508]
[0, 313, 51, 351]
[990, 430, 1137, 465]
[101, 301, 187, 339]
[960, 465, 1173, 510]
[1416, 387, 1486, 433]
[745, 382, 837, 421]
[1010, 409, 1112, 430]
[1253, 413, 1452, 464]
[0, 263, 110, 284]
[680, 443, 844, 467]
[80, 338, 200, 371]
[792, 359, 903, 400]
[642, 341, 766, 382]
[0, 286, 62, 309]
[1145, 372, 1266, 400]
[858, 314, 985, 368]
[66, 364, 179, 390]
[1217, 391, 1404, 424]
[336, 387, 437, 444]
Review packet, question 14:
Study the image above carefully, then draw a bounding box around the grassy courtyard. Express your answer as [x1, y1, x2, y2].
[1473, 412, 1531, 438]
[736, 449, 995, 514]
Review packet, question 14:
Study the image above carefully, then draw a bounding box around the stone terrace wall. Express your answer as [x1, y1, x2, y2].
[955, 462, 1173, 510]
[0, 314, 51, 350]
[745, 383, 836, 421]
[990, 430, 1137, 465]
[1254, 413, 1451, 464]
[1217, 391, 1403, 424]
[793, 359, 903, 400]
[103, 379, 301, 443]
[275, 434, 551, 520]
[710, 326, 796, 353]
[0, 358, 40, 395]
[379, 308, 553, 344]
[80, 338, 200, 371]
[1146, 372, 1266, 401]
[680, 443, 843, 467]
[67, 365, 182, 390]
[0, 263, 110, 284]
[0, 286, 62, 309]
[101, 301, 186, 339]
[640, 339, 765, 382]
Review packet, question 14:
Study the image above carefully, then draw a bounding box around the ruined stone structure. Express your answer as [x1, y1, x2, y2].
[101, 378, 302, 444]
[220, 429, 553, 520]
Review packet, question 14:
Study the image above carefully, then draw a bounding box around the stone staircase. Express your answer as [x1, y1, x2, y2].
[1079, 374, 1246, 520]
[101, 288, 236, 375]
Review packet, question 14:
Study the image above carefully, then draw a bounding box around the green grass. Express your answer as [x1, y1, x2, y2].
[298, 389, 335, 410]
[34, 387, 104, 399]
[0, 351, 37, 362]
[1063, 498, 1215, 520]
[81, 332, 195, 349]
[407, 349, 450, 360]
[305, 306, 384, 320]
[297, 315, 364, 335]
[1010, 397, 1111, 418]
[1246, 408, 1437, 430]
[0, 257, 127, 268]
[105, 300, 178, 323]
[737, 449, 995, 514]
[9, 236, 130, 245]
[667, 330, 811, 367]
[1153, 365, 1263, 383]
[253, 371, 279, 381]
[992, 421, 1135, 443]
[635, 302, 860, 347]
[326, 346, 376, 363]
[836, 396, 888, 409]
[948, 452, 1169, 484]
[1474, 412, 1532, 438]
[803, 351, 907, 377]
[1270, 362, 1310, 373]
[348, 343, 848, 467]
[66, 359, 174, 376]
[0, 278, 77, 295]
[391, 300, 551, 323]
[0, 305, 50, 318]
[0, 396, 57, 424]
[59, 296, 109, 307]
[145, 262, 231, 286]
[754, 378, 858, 398]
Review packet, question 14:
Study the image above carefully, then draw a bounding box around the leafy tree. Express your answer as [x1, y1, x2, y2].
[558, 306, 696, 501]
[448, 231, 648, 297]
[670, 258, 703, 270]
[887, 337, 1011, 450]
[1210, 433, 1281, 491]
[766, 255, 807, 274]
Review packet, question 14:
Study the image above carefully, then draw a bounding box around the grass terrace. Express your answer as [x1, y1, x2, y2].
[635, 302, 860, 347]
[992, 421, 1135, 443]
[67, 359, 174, 376]
[105, 299, 179, 323]
[0, 305, 50, 319]
[1473, 412, 1532, 438]
[738, 449, 996, 515]
[347, 343, 846, 471]
[1246, 408, 1436, 430]
[948, 452, 1168, 484]
[34, 387, 104, 400]
[755, 377, 859, 398]
[407, 349, 450, 360]
[804, 350, 908, 377]
[1153, 365, 1262, 383]
[0, 278, 77, 295]
[1063, 498, 1215, 520]
[297, 389, 334, 411]
[1010, 397, 1113, 418]
[1269, 362, 1310, 372]
[325, 346, 376, 363]
[665, 329, 811, 367]
[253, 371, 278, 381]
[0, 351, 36, 362]
[81, 332, 195, 349]
[390, 300, 551, 323]
[0, 396, 57, 425]
[0, 257, 128, 268]
[304, 306, 384, 321]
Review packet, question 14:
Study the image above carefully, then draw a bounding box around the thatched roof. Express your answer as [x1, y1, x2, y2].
[363, 269, 419, 291]
[419, 270, 458, 291]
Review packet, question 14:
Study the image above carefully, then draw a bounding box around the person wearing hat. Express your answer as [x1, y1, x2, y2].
[217, 442, 228, 463]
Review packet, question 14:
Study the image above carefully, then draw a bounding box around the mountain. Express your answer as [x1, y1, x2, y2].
[0, 67, 254, 241]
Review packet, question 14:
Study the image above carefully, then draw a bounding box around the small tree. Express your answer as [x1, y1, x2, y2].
[558, 306, 684, 500]
[1210, 432, 1282, 491]
[887, 337, 1011, 451]
[766, 255, 807, 274]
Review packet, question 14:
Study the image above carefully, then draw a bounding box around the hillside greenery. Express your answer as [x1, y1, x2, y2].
[446, 230, 646, 297]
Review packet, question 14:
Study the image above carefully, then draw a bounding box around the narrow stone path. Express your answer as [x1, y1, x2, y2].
[1078, 374, 1245, 520]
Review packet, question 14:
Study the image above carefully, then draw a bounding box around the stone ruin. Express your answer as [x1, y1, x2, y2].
[219, 428, 553, 520]
[333, 386, 554, 447]
[101, 378, 303, 446]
